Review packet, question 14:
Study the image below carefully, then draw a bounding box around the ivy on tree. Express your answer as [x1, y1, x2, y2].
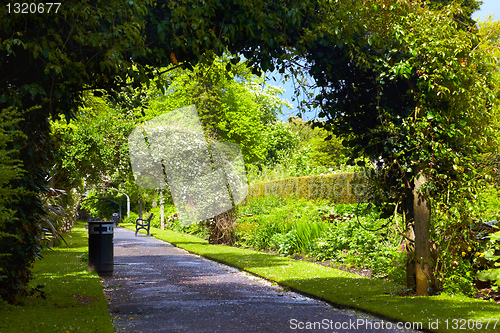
[297, 0, 496, 295]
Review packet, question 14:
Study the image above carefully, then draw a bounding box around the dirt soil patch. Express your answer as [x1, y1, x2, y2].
[475, 288, 500, 303]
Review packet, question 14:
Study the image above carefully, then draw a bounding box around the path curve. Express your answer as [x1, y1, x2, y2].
[102, 227, 424, 333]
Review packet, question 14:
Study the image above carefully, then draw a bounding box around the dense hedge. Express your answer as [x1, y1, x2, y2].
[246, 172, 367, 204]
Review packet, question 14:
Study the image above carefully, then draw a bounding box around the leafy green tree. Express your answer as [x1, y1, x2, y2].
[0, 0, 318, 301]
[288, 118, 346, 169]
[51, 95, 136, 186]
[306, 129, 345, 169]
[146, 58, 291, 164]
[298, 0, 496, 295]
[264, 121, 300, 164]
[0, 109, 27, 302]
[51, 93, 158, 222]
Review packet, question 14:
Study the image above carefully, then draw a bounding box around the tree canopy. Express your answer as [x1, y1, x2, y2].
[145, 58, 291, 164]
[427, 0, 482, 30]
[0, 0, 493, 301]
[0, 0, 317, 302]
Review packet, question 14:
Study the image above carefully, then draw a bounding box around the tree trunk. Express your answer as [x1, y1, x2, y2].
[403, 189, 416, 290]
[138, 196, 143, 219]
[160, 190, 165, 230]
[413, 166, 433, 296]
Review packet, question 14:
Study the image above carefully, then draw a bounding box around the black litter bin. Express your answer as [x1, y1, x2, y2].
[112, 213, 120, 226]
[88, 221, 114, 275]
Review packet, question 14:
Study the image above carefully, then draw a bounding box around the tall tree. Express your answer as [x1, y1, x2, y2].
[51, 95, 136, 187]
[297, 0, 496, 295]
[146, 58, 290, 165]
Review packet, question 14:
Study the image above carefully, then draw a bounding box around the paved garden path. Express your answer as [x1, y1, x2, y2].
[102, 227, 424, 333]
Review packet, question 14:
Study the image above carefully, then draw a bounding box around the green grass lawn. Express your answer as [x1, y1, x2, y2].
[0, 222, 113, 333]
[128, 223, 500, 333]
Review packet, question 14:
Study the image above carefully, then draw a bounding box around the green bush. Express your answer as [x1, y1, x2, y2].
[0, 108, 38, 303]
[236, 214, 294, 250]
[429, 204, 487, 296]
[235, 195, 332, 254]
[235, 195, 294, 249]
[270, 232, 297, 255]
[236, 197, 403, 280]
[122, 212, 138, 225]
[309, 212, 398, 278]
[149, 205, 177, 229]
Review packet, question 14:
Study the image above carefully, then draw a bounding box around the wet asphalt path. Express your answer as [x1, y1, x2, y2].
[101, 227, 424, 333]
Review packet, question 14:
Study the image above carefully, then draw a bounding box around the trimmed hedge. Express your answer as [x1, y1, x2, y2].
[246, 172, 368, 204]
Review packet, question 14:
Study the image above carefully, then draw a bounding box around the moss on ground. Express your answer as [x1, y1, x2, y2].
[128, 223, 500, 333]
[0, 222, 113, 333]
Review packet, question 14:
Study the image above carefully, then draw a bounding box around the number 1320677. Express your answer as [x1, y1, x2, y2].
[441, 319, 498, 330]
[6, 3, 61, 14]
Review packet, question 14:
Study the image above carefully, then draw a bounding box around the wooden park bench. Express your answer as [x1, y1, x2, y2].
[135, 213, 154, 236]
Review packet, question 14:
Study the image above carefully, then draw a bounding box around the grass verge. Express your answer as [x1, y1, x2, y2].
[127, 223, 500, 333]
[0, 221, 113, 333]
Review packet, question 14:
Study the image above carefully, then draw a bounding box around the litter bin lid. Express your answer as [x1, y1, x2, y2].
[88, 221, 114, 235]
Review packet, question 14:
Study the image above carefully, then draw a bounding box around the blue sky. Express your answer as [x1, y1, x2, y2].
[473, 0, 500, 20]
[271, 0, 500, 121]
